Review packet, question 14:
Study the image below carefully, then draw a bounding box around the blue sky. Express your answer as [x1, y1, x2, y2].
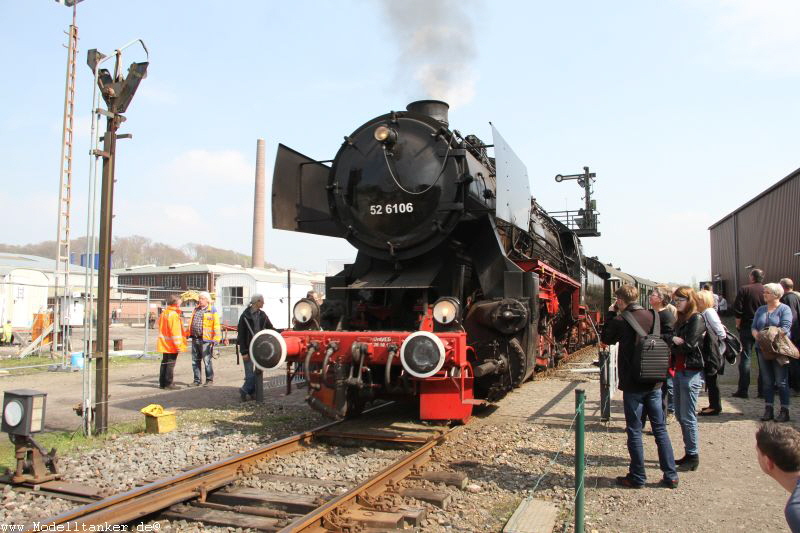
[2, 0, 799, 283]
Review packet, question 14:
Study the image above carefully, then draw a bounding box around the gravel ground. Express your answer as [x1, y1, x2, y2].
[3, 343, 795, 532]
[1, 401, 326, 528]
[235, 445, 405, 497]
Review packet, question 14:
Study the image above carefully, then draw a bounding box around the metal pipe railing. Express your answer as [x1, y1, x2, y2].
[574, 388, 585, 533]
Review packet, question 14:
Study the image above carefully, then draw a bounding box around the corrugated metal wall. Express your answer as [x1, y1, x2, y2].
[711, 172, 800, 303]
[709, 217, 735, 302]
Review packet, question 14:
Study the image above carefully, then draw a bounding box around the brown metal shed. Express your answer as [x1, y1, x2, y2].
[709, 167, 800, 304]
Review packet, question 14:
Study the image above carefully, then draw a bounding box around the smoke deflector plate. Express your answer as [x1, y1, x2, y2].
[491, 125, 531, 232]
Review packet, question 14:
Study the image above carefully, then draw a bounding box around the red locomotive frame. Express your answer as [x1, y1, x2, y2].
[280, 313, 475, 423]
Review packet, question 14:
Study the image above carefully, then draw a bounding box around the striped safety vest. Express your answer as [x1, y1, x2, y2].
[157, 305, 187, 354]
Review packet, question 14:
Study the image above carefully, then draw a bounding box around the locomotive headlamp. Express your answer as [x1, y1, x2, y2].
[2, 389, 46, 436]
[374, 125, 397, 143]
[293, 298, 320, 326]
[400, 331, 446, 378]
[249, 329, 287, 371]
[433, 297, 461, 325]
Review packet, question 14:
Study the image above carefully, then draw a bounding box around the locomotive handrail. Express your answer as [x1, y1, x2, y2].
[381, 130, 455, 196]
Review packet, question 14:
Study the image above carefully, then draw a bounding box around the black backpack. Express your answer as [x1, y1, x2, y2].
[622, 309, 672, 383]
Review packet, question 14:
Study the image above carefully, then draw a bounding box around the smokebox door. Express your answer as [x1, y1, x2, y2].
[272, 143, 344, 238]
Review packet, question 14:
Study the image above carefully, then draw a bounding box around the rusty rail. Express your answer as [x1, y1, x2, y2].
[34, 405, 457, 532]
[279, 427, 456, 532]
[32, 418, 343, 530]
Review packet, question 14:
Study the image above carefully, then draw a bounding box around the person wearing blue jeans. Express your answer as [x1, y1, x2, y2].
[187, 292, 221, 386]
[669, 286, 707, 471]
[753, 283, 794, 422]
[648, 287, 677, 424]
[622, 388, 679, 487]
[601, 283, 678, 489]
[674, 369, 704, 457]
[191, 338, 215, 385]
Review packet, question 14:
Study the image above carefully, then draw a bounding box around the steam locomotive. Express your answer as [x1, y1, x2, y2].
[250, 100, 657, 422]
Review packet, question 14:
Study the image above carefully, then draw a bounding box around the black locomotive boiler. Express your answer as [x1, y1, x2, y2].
[251, 100, 604, 422]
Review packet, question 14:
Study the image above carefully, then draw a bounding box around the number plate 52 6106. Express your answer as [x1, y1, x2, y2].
[369, 203, 414, 215]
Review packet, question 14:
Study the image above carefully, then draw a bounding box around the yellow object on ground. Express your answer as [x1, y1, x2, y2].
[140, 404, 176, 433]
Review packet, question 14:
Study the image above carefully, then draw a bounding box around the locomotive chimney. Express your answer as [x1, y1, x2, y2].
[406, 100, 449, 127]
[252, 138, 266, 269]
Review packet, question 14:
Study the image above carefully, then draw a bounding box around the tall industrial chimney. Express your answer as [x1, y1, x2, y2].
[252, 138, 266, 268]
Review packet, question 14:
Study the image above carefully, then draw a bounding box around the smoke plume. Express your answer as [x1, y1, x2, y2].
[379, 0, 479, 108]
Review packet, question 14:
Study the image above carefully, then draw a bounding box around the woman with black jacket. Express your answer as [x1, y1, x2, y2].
[667, 286, 706, 471]
[697, 290, 726, 416]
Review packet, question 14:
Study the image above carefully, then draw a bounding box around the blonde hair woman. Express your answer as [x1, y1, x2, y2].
[695, 290, 726, 416]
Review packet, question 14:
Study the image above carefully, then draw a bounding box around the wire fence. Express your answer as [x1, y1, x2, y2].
[0, 351, 157, 375]
[88, 369, 307, 410]
[508, 388, 588, 533]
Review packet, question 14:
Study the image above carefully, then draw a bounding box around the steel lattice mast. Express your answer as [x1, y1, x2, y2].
[53, 1, 80, 363]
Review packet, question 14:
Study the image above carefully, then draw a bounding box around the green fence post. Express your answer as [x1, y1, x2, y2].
[575, 388, 585, 533]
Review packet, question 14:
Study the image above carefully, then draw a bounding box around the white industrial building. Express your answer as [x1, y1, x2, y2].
[216, 268, 325, 330]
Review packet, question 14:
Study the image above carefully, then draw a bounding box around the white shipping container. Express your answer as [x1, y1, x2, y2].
[0, 268, 49, 327]
[216, 269, 323, 331]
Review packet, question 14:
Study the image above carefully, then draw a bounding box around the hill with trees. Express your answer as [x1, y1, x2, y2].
[0, 235, 278, 269]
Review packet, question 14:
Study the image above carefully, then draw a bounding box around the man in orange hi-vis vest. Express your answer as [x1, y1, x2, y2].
[157, 294, 187, 389]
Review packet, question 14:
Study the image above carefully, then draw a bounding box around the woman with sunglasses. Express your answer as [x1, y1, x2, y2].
[668, 286, 706, 471]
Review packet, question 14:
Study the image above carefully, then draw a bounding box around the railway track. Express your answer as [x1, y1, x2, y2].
[32, 405, 464, 532]
[18, 349, 599, 531]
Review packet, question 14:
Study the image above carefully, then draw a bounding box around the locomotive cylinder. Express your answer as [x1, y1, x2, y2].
[468, 298, 529, 335]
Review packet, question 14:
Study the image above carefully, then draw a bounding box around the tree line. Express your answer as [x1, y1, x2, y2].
[0, 235, 278, 269]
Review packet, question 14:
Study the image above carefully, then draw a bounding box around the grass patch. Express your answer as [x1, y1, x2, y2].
[109, 355, 159, 367]
[0, 355, 54, 375]
[0, 418, 146, 471]
[491, 494, 525, 523]
[0, 355, 53, 368]
[0, 354, 157, 377]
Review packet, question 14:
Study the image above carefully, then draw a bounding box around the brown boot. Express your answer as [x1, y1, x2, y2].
[776, 407, 791, 423]
[761, 405, 774, 421]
